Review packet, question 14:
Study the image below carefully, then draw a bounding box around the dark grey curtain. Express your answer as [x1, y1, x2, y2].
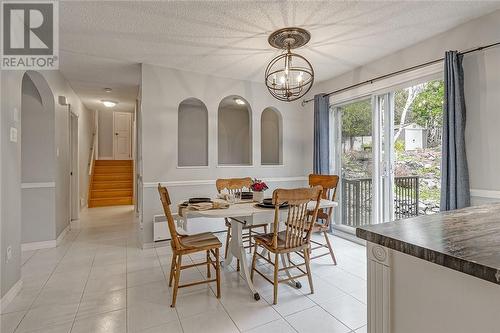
[440, 51, 470, 211]
[313, 94, 330, 174]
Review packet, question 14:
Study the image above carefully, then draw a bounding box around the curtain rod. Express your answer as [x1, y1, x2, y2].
[301, 41, 500, 107]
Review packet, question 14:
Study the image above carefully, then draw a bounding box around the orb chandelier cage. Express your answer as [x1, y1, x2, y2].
[265, 27, 314, 102]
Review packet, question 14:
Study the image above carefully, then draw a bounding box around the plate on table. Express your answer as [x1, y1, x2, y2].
[188, 197, 212, 204]
[240, 191, 253, 200]
[256, 198, 289, 209]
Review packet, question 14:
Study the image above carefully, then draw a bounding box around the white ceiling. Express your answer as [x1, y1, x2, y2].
[59, 1, 500, 111]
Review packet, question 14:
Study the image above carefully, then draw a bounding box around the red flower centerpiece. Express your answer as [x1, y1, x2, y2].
[251, 178, 268, 202]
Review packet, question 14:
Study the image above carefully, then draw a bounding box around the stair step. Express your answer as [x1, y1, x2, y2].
[95, 160, 132, 166]
[89, 197, 133, 208]
[93, 173, 132, 182]
[91, 181, 132, 190]
[94, 166, 133, 174]
[91, 189, 133, 198]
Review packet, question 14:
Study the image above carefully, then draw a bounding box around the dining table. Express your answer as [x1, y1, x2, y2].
[178, 198, 338, 300]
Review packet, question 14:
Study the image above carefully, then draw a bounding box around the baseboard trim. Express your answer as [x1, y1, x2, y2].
[470, 189, 500, 199]
[21, 224, 70, 252]
[21, 240, 56, 251]
[0, 279, 23, 314]
[143, 176, 308, 188]
[56, 224, 70, 246]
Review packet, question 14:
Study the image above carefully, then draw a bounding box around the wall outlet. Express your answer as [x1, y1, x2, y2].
[10, 127, 17, 143]
[6, 245, 12, 262]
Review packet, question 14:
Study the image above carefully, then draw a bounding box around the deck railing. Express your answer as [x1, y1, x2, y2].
[341, 176, 419, 228]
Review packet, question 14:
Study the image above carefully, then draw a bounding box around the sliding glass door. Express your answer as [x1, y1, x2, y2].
[333, 98, 375, 229]
[332, 78, 444, 232]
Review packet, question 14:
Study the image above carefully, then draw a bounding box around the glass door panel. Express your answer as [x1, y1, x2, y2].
[335, 98, 375, 228]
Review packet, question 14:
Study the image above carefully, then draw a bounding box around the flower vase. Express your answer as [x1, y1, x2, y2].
[253, 191, 264, 203]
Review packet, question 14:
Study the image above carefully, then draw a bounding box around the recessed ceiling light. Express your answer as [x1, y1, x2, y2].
[101, 100, 117, 108]
[234, 98, 245, 105]
[104, 88, 112, 93]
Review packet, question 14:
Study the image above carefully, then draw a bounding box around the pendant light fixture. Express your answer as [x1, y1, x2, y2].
[265, 27, 314, 102]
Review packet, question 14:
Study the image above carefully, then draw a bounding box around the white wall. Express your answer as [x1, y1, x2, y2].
[98, 110, 113, 159]
[0, 69, 90, 298]
[78, 107, 96, 208]
[305, 9, 500, 204]
[139, 64, 310, 245]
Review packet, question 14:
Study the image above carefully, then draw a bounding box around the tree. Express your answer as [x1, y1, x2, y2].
[411, 80, 444, 147]
[341, 99, 372, 152]
[394, 83, 426, 142]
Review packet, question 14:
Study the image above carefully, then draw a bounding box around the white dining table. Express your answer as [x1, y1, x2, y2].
[179, 199, 338, 300]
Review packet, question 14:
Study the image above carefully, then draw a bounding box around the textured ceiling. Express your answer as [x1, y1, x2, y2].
[59, 1, 500, 111]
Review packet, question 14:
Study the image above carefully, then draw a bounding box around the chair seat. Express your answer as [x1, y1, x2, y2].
[311, 222, 329, 233]
[254, 231, 307, 251]
[179, 232, 222, 250]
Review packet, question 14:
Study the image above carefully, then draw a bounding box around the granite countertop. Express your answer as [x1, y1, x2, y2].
[356, 204, 500, 285]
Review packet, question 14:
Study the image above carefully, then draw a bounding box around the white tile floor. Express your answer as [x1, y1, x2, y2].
[1, 206, 367, 333]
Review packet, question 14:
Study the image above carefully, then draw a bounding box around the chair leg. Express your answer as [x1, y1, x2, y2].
[323, 231, 337, 265]
[224, 225, 231, 259]
[236, 259, 240, 272]
[264, 225, 271, 261]
[168, 254, 176, 287]
[304, 249, 314, 295]
[248, 228, 252, 253]
[206, 250, 211, 278]
[215, 248, 221, 299]
[250, 243, 258, 282]
[273, 253, 279, 305]
[171, 254, 182, 307]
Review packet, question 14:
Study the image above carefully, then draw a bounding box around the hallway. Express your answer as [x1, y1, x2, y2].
[1, 206, 367, 333]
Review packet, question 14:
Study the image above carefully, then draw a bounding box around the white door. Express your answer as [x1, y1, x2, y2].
[113, 112, 132, 160]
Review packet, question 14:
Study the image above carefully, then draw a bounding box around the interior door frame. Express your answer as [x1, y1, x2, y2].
[112, 111, 132, 160]
[69, 109, 79, 221]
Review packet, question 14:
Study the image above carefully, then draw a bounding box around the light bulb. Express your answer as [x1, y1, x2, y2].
[279, 76, 286, 84]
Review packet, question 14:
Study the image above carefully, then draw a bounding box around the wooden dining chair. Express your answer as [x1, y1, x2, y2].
[158, 184, 222, 307]
[216, 177, 268, 271]
[250, 186, 323, 305]
[307, 174, 339, 264]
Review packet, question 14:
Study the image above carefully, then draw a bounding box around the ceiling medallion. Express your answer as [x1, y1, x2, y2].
[265, 27, 314, 102]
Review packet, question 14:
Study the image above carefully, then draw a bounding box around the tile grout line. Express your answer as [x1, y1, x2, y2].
[12, 229, 82, 333]
[193, 249, 243, 333]
[68, 231, 96, 333]
[155, 245, 185, 333]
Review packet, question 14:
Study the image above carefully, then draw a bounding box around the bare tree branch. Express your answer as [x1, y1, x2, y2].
[394, 83, 426, 142]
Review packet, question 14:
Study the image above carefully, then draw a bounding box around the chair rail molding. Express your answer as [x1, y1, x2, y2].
[21, 182, 56, 189]
[143, 176, 308, 188]
[470, 188, 500, 199]
[367, 242, 391, 333]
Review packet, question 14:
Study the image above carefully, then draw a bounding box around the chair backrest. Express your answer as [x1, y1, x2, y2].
[309, 174, 339, 226]
[158, 184, 181, 251]
[271, 186, 323, 249]
[309, 174, 339, 201]
[216, 177, 252, 194]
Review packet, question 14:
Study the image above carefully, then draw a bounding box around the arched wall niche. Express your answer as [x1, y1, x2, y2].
[21, 70, 57, 244]
[217, 95, 252, 165]
[21, 71, 56, 182]
[260, 107, 283, 165]
[178, 97, 209, 167]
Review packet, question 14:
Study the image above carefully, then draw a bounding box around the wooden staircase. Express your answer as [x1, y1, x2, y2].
[89, 160, 133, 208]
